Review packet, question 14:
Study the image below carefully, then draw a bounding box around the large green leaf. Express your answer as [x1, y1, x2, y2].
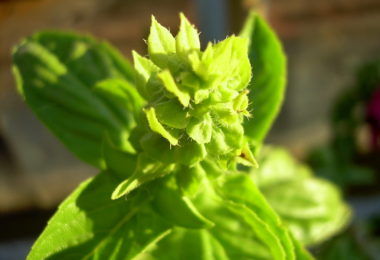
[28, 172, 171, 260]
[215, 174, 313, 260]
[150, 172, 313, 260]
[12, 32, 144, 167]
[251, 147, 351, 246]
[240, 12, 286, 144]
[23, 31, 136, 84]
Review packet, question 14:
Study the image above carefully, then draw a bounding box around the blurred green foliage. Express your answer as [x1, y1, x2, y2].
[308, 60, 380, 189]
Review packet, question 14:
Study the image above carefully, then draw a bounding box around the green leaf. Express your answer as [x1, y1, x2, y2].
[148, 172, 313, 260]
[207, 204, 273, 259]
[176, 13, 200, 54]
[240, 12, 286, 144]
[152, 176, 214, 229]
[222, 203, 289, 259]
[251, 147, 351, 245]
[12, 32, 142, 168]
[28, 172, 172, 260]
[216, 174, 299, 260]
[152, 228, 230, 260]
[21, 31, 136, 85]
[94, 78, 145, 150]
[147, 175, 263, 260]
[102, 134, 137, 179]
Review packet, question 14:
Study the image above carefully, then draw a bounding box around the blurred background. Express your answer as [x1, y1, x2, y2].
[0, 0, 380, 259]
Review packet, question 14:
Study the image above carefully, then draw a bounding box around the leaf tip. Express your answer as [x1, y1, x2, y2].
[151, 14, 158, 25]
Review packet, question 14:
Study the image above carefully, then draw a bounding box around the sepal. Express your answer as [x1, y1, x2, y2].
[141, 133, 206, 166]
[148, 16, 176, 68]
[186, 113, 213, 144]
[154, 100, 190, 129]
[132, 50, 160, 99]
[144, 107, 179, 146]
[158, 69, 190, 107]
[176, 13, 200, 54]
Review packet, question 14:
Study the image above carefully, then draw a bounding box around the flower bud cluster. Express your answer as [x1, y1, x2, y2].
[132, 14, 256, 168]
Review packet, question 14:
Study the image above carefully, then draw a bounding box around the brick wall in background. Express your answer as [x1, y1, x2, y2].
[0, 0, 195, 212]
[266, 0, 380, 155]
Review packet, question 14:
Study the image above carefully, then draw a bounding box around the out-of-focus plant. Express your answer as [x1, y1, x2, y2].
[316, 213, 380, 260]
[308, 60, 380, 189]
[316, 229, 371, 260]
[250, 147, 351, 246]
[12, 12, 349, 259]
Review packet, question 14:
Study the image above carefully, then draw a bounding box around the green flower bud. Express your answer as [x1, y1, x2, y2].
[132, 13, 256, 172]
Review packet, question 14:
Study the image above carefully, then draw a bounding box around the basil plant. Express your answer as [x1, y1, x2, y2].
[12, 12, 350, 259]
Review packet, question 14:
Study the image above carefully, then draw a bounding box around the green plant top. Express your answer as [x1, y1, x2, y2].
[137, 14, 253, 160]
[112, 14, 257, 199]
[11, 12, 349, 260]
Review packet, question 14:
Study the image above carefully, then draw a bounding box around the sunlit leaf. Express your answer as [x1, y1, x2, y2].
[28, 173, 171, 260]
[240, 12, 286, 144]
[251, 147, 351, 245]
[176, 13, 200, 54]
[13, 32, 142, 168]
[152, 176, 214, 229]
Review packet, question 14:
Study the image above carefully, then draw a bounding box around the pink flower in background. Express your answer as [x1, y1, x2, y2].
[367, 87, 380, 149]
